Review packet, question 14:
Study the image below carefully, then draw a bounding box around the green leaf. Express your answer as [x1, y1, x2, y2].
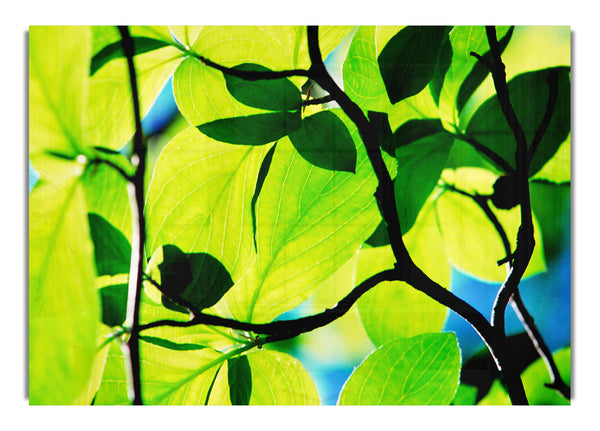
[146, 244, 235, 312]
[29, 26, 92, 180]
[146, 127, 270, 297]
[367, 111, 396, 156]
[531, 134, 570, 184]
[456, 26, 514, 114]
[137, 337, 226, 404]
[437, 168, 546, 282]
[86, 26, 183, 151]
[207, 350, 320, 405]
[88, 213, 131, 276]
[392, 119, 447, 150]
[238, 111, 380, 323]
[394, 130, 453, 232]
[227, 356, 252, 405]
[357, 198, 449, 346]
[29, 179, 99, 404]
[378, 26, 450, 104]
[224, 63, 302, 111]
[289, 110, 357, 173]
[83, 163, 132, 241]
[465, 67, 570, 176]
[94, 340, 130, 405]
[338, 333, 461, 405]
[429, 33, 453, 106]
[342, 26, 392, 112]
[90, 36, 173, 76]
[99, 283, 128, 327]
[197, 111, 301, 146]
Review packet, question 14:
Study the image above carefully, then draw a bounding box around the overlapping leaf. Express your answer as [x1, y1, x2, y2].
[465, 67, 570, 176]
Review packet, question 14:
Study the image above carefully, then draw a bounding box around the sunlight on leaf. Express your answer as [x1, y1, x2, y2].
[29, 179, 99, 404]
[339, 333, 460, 405]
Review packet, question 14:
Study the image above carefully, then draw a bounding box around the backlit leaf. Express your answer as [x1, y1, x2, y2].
[338, 333, 460, 405]
[88, 213, 131, 276]
[207, 350, 320, 405]
[29, 179, 99, 404]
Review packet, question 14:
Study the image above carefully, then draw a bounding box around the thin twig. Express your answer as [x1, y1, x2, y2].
[194, 53, 311, 80]
[453, 134, 516, 174]
[118, 25, 147, 406]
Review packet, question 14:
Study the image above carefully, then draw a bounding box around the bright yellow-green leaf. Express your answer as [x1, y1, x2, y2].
[86, 26, 183, 151]
[339, 333, 460, 405]
[532, 134, 571, 184]
[29, 26, 92, 180]
[356, 196, 449, 346]
[207, 350, 321, 405]
[29, 177, 99, 404]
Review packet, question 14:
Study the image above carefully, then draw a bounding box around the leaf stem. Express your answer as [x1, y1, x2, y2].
[118, 25, 147, 406]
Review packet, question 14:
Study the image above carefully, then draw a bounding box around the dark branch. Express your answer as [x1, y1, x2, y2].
[118, 25, 147, 406]
[140, 269, 398, 340]
[302, 94, 334, 107]
[194, 54, 311, 80]
[444, 179, 570, 401]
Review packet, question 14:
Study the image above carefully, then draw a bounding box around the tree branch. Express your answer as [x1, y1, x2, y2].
[476, 26, 534, 339]
[118, 25, 147, 406]
[443, 181, 570, 400]
[140, 269, 398, 342]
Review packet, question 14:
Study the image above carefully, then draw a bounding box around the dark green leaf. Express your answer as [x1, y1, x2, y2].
[392, 118, 447, 150]
[138, 335, 208, 351]
[90, 36, 172, 76]
[368, 111, 396, 156]
[224, 63, 302, 111]
[364, 219, 390, 247]
[429, 33, 453, 105]
[87, 213, 131, 276]
[289, 110, 357, 173]
[251, 142, 277, 250]
[378, 26, 450, 104]
[227, 356, 252, 405]
[465, 67, 570, 176]
[99, 284, 128, 327]
[456, 26, 514, 114]
[394, 132, 453, 233]
[197, 111, 301, 146]
[148, 245, 235, 312]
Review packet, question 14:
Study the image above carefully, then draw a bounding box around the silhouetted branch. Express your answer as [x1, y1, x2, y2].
[443, 181, 570, 401]
[453, 134, 516, 174]
[140, 269, 398, 341]
[194, 53, 312, 80]
[118, 25, 147, 406]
